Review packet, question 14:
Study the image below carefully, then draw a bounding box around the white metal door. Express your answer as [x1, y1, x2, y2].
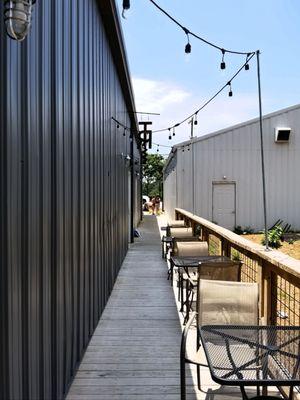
[212, 183, 236, 230]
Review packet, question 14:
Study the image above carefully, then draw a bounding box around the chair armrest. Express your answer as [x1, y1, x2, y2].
[185, 275, 196, 287]
[180, 312, 196, 361]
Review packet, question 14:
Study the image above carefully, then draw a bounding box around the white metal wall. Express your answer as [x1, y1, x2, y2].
[164, 104, 300, 230]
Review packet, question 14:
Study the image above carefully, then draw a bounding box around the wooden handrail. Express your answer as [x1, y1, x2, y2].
[175, 208, 300, 328]
[175, 208, 300, 280]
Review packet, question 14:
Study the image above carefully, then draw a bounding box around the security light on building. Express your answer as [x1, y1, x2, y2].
[275, 127, 291, 142]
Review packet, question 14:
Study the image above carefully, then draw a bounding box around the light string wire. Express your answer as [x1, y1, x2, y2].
[152, 142, 172, 148]
[152, 52, 255, 133]
[112, 52, 255, 148]
[148, 0, 255, 56]
[112, 52, 255, 146]
[115, 0, 257, 146]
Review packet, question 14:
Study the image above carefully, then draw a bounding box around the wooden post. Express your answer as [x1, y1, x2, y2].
[221, 238, 231, 258]
[202, 227, 209, 244]
[257, 258, 264, 322]
[262, 262, 273, 325]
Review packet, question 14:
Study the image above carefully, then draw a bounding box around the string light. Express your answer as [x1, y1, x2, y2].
[123, 0, 130, 9]
[220, 49, 226, 70]
[112, 53, 254, 140]
[245, 53, 250, 71]
[194, 113, 198, 125]
[148, 0, 255, 56]
[123, 127, 126, 136]
[152, 52, 255, 134]
[172, 127, 175, 137]
[122, 0, 130, 17]
[183, 28, 191, 54]
[157, 144, 159, 153]
[228, 82, 233, 97]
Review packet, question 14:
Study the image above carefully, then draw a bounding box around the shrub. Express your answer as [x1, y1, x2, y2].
[261, 225, 283, 249]
[234, 225, 254, 235]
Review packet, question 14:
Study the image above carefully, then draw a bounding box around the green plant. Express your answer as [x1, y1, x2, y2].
[234, 226, 243, 235]
[234, 225, 254, 235]
[232, 249, 242, 261]
[243, 226, 254, 234]
[261, 225, 283, 249]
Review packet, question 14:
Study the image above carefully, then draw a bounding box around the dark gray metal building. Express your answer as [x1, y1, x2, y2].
[0, 1, 141, 399]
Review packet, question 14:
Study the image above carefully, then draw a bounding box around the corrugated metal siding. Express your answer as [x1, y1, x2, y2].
[0, 1, 140, 399]
[164, 106, 300, 230]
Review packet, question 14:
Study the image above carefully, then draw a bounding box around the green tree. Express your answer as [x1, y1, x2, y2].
[142, 154, 165, 199]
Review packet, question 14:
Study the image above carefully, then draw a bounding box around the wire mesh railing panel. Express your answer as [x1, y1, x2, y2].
[208, 234, 221, 255]
[273, 273, 300, 327]
[175, 209, 300, 346]
[231, 247, 258, 283]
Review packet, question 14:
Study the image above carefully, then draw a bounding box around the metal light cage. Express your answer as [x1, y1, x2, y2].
[4, 0, 36, 41]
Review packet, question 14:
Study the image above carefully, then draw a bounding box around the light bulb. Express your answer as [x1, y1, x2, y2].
[4, 0, 35, 41]
[220, 49, 226, 70]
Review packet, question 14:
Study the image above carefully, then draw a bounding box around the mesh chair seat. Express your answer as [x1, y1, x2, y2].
[189, 341, 258, 370]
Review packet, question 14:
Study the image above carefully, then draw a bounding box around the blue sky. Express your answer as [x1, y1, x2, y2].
[118, 0, 300, 153]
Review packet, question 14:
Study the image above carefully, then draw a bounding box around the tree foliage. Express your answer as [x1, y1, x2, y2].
[142, 154, 165, 198]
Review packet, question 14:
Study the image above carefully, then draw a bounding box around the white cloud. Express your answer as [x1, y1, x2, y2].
[132, 77, 190, 114]
[132, 77, 261, 153]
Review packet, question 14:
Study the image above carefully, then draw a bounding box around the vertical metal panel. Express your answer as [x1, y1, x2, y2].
[0, 0, 140, 399]
[164, 105, 300, 230]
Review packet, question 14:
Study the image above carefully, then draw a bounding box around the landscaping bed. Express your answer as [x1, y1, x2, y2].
[244, 233, 300, 260]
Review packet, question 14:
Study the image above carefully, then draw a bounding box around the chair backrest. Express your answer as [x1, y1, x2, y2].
[169, 220, 186, 227]
[197, 280, 259, 327]
[198, 260, 241, 282]
[170, 227, 193, 238]
[177, 241, 209, 257]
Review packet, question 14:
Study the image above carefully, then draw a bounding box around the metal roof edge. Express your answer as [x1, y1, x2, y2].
[164, 103, 300, 170]
[163, 147, 177, 173]
[97, 0, 138, 134]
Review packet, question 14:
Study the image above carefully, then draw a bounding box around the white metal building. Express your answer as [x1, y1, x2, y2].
[163, 104, 300, 231]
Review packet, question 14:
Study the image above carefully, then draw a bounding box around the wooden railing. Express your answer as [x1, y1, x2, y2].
[175, 208, 300, 327]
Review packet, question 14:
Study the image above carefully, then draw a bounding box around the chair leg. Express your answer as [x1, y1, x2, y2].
[180, 355, 186, 400]
[197, 364, 201, 391]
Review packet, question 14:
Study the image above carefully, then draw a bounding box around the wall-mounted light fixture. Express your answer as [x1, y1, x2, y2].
[4, 0, 36, 41]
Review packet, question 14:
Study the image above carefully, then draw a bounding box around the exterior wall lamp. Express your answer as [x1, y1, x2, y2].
[4, 0, 36, 41]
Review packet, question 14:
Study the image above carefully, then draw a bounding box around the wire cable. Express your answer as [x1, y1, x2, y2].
[152, 52, 255, 133]
[149, 0, 255, 56]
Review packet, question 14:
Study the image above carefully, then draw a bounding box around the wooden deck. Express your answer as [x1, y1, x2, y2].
[66, 215, 279, 400]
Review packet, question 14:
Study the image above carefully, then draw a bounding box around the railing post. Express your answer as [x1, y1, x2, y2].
[191, 221, 196, 236]
[221, 238, 231, 258]
[202, 227, 209, 244]
[257, 258, 264, 322]
[262, 262, 273, 325]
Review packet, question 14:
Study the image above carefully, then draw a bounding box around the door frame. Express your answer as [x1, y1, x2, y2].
[212, 181, 236, 228]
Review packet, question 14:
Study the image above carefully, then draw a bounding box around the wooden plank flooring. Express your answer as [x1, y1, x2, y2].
[66, 215, 279, 400]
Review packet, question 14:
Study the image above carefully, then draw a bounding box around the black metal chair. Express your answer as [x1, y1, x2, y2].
[180, 279, 259, 400]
